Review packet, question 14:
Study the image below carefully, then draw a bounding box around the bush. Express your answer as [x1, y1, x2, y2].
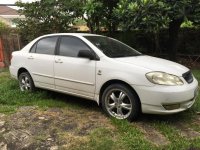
[100, 28, 200, 55]
[20, 27, 200, 55]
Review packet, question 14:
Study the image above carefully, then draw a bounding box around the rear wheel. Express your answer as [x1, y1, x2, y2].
[101, 84, 140, 121]
[18, 72, 35, 92]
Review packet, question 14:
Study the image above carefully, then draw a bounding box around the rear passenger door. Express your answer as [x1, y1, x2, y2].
[54, 36, 96, 99]
[26, 36, 58, 89]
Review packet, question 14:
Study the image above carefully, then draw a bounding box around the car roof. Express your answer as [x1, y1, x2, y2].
[40, 33, 103, 37]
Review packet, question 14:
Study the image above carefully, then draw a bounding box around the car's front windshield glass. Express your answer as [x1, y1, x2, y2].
[84, 36, 142, 58]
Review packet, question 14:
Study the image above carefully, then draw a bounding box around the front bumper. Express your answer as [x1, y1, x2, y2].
[132, 78, 199, 114]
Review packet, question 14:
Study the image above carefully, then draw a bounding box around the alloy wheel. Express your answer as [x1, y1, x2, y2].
[20, 75, 31, 91]
[105, 89, 132, 119]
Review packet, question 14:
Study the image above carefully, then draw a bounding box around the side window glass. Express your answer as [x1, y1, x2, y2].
[35, 37, 58, 55]
[59, 36, 90, 57]
[30, 44, 36, 53]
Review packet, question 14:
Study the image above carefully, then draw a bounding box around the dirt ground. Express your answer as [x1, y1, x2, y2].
[0, 106, 200, 150]
[0, 106, 114, 150]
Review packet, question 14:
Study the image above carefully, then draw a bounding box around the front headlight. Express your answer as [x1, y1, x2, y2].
[146, 72, 184, 86]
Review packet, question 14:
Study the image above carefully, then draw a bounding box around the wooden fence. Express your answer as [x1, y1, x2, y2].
[0, 34, 21, 68]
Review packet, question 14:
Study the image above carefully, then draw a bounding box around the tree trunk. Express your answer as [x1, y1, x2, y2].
[112, 24, 116, 33]
[95, 17, 100, 34]
[168, 18, 184, 61]
[87, 21, 94, 33]
[108, 23, 112, 36]
[84, 17, 94, 34]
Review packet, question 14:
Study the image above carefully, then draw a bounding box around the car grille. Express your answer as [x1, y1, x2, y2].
[182, 71, 193, 84]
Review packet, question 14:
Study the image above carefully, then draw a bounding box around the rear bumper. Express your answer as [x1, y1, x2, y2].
[9, 65, 18, 79]
[132, 78, 199, 114]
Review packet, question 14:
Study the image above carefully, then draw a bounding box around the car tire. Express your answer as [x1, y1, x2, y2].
[18, 72, 35, 92]
[101, 84, 140, 121]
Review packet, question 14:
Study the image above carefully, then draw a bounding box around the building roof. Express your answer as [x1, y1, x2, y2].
[0, 6, 18, 15]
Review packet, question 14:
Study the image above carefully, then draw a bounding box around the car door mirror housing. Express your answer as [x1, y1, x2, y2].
[78, 50, 95, 60]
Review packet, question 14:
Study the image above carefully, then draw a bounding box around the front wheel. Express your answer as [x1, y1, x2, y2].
[18, 72, 35, 92]
[101, 84, 140, 121]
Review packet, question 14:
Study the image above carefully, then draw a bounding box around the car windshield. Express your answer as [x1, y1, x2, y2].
[84, 36, 142, 58]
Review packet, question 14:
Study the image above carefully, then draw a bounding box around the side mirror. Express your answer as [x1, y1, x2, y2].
[78, 50, 95, 60]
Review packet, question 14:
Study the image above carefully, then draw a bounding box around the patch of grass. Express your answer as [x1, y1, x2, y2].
[73, 122, 154, 150]
[0, 78, 67, 109]
[0, 105, 16, 114]
[190, 123, 200, 132]
[0, 69, 200, 149]
[0, 71, 97, 113]
[193, 70, 200, 81]
[150, 120, 200, 150]
[0, 68, 8, 73]
[111, 119, 155, 150]
[192, 70, 200, 113]
[74, 128, 115, 150]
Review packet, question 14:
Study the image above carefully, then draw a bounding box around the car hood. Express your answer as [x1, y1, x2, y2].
[114, 55, 189, 76]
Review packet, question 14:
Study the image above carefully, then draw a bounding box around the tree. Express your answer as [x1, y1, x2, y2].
[82, 0, 119, 34]
[82, 0, 103, 33]
[163, 0, 200, 61]
[16, 0, 82, 41]
[115, 0, 169, 55]
[115, 0, 200, 61]
[0, 21, 6, 30]
[15, 0, 200, 60]
[101, 0, 119, 35]
[0, 21, 9, 34]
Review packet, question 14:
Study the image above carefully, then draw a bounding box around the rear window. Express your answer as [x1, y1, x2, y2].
[35, 36, 58, 55]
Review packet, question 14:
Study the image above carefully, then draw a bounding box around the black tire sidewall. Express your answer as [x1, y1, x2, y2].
[101, 84, 140, 121]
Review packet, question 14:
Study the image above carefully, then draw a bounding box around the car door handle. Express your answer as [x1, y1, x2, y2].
[28, 56, 34, 59]
[55, 59, 63, 63]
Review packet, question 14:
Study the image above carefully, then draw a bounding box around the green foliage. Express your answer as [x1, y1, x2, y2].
[16, 0, 82, 41]
[115, 0, 169, 32]
[82, 0, 119, 33]
[74, 18, 87, 26]
[0, 21, 7, 30]
[100, 28, 200, 55]
[84, 0, 103, 16]
[181, 20, 194, 28]
[162, 0, 200, 22]
[114, 0, 200, 59]
[0, 21, 10, 34]
[99, 0, 119, 33]
[15, 0, 200, 35]
[115, 0, 200, 32]
[16, 0, 120, 37]
[83, 0, 103, 33]
[15, 0, 200, 59]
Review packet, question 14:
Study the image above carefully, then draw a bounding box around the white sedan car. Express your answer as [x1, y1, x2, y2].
[10, 33, 199, 121]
